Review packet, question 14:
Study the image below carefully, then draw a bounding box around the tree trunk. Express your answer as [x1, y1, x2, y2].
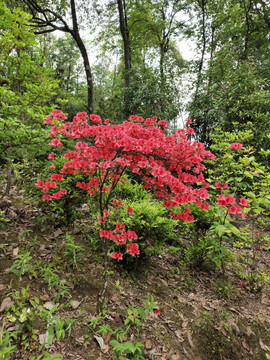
[22, 0, 94, 114]
[117, 0, 131, 89]
[194, 0, 207, 103]
[70, 0, 93, 113]
[71, 33, 94, 113]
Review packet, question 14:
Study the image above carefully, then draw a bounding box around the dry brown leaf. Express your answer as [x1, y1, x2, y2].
[12, 247, 19, 256]
[104, 332, 111, 344]
[221, 327, 227, 337]
[259, 338, 266, 351]
[40, 294, 50, 301]
[159, 278, 168, 287]
[94, 335, 107, 351]
[71, 300, 81, 309]
[241, 340, 250, 351]
[0, 284, 7, 293]
[171, 355, 182, 360]
[53, 229, 63, 237]
[261, 295, 269, 305]
[176, 295, 186, 303]
[43, 301, 57, 310]
[187, 331, 194, 347]
[182, 320, 189, 328]
[0, 297, 14, 312]
[246, 326, 255, 336]
[39, 331, 49, 345]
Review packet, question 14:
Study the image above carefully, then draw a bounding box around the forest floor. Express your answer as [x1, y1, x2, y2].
[1, 190, 270, 360]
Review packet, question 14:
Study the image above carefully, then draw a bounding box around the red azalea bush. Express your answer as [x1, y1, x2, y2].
[36, 110, 216, 260]
[36, 110, 251, 265]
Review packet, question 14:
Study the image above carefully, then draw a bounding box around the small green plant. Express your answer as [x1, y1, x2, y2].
[0, 210, 10, 226]
[10, 251, 38, 280]
[31, 351, 63, 360]
[40, 263, 61, 290]
[43, 315, 75, 345]
[88, 295, 157, 359]
[118, 199, 178, 259]
[64, 233, 84, 269]
[110, 339, 145, 360]
[125, 294, 156, 330]
[215, 279, 238, 301]
[6, 287, 40, 351]
[265, 345, 270, 359]
[40, 263, 71, 300]
[0, 320, 17, 360]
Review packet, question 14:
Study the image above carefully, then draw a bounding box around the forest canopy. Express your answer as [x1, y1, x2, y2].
[2, 0, 269, 147]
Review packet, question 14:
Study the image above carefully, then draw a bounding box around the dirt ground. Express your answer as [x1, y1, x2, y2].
[0, 193, 270, 360]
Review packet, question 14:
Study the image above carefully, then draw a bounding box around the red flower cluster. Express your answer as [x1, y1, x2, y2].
[127, 243, 140, 256]
[44, 109, 67, 124]
[99, 222, 138, 258]
[229, 143, 243, 150]
[49, 138, 63, 147]
[111, 252, 123, 260]
[217, 193, 249, 217]
[51, 174, 64, 181]
[215, 181, 230, 189]
[37, 110, 217, 260]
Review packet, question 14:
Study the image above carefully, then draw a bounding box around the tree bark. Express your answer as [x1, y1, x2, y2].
[117, 0, 131, 89]
[22, 0, 94, 113]
[194, 0, 207, 103]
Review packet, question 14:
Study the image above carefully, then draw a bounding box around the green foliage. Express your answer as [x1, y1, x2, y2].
[0, 1, 58, 193]
[266, 345, 270, 360]
[114, 176, 151, 202]
[4, 285, 71, 357]
[6, 287, 40, 350]
[93, 0, 185, 125]
[188, 0, 270, 149]
[0, 210, 10, 224]
[31, 352, 63, 360]
[42, 34, 87, 119]
[40, 264, 70, 302]
[10, 251, 39, 280]
[64, 233, 84, 269]
[0, 320, 17, 360]
[110, 339, 145, 360]
[89, 295, 156, 359]
[207, 127, 269, 193]
[125, 294, 156, 330]
[119, 199, 178, 256]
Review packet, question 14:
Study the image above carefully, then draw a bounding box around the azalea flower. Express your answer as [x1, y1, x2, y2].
[240, 198, 250, 207]
[127, 207, 134, 214]
[49, 138, 63, 147]
[229, 143, 243, 150]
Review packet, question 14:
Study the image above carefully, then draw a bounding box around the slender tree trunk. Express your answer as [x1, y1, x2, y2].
[71, 35, 94, 113]
[117, 0, 132, 118]
[207, 25, 215, 90]
[117, 0, 131, 88]
[160, 44, 165, 84]
[70, 0, 93, 113]
[194, 0, 207, 103]
[22, 0, 94, 114]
